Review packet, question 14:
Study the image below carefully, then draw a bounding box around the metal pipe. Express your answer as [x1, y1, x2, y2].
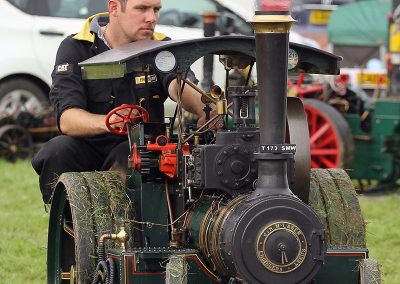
[183, 78, 217, 104]
[98, 233, 113, 262]
[201, 12, 219, 91]
[250, 2, 295, 198]
[165, 182, 175, 231]
[183, 78, 234, 117]
[253, 12, 293, 144]
[98, 226, 128, 259]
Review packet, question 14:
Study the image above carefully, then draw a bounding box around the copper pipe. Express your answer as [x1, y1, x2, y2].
[98, 226, 128, 258]
[183, 78, 217, 104]
[98, 233, 113, 261]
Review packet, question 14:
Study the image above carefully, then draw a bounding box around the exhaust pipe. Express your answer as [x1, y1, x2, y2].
[201, 12, 219, 91]
[251, 0, 295, 198]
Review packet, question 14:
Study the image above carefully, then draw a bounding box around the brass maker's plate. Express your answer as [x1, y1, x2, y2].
[256, 221, 307, 273]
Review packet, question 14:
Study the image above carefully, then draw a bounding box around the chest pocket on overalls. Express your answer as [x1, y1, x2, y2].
[85, 80, 114, 114]
[133, 73, 165, 122]
[134, 74, 163, 104]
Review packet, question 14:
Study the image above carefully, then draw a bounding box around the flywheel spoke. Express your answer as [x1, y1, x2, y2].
[315, 156, 337, 168]
[309, 123, 330, 145]
[313, 134, 336, 149]
[311, 149, 339, 155]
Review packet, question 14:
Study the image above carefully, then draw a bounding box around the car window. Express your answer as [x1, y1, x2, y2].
[158, 0, 217, 28]
[158, 0, 253, 35]
[215, 7, 253, 35]
[31, 0, 107, 18]
[6, 0, 30, 12]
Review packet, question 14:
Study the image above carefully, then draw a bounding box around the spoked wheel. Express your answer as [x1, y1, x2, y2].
[303, 99, 354, 169]
[0, 124, 33, 161]
[105, 104, 149, 135]
[48, 171, 135, 284]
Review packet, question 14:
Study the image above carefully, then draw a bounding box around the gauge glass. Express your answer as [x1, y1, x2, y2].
[154, 50, 176, 72]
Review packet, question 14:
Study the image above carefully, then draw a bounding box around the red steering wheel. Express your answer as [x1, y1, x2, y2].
[105, 104, 149, 135]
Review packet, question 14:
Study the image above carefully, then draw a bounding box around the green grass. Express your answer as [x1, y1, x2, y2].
[359, 193, 400, 284]
[0, 159, 48, 284]
[0, 159, 399, 283]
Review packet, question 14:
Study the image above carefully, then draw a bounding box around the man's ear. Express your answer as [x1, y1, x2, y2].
[108, 0, 119, 16]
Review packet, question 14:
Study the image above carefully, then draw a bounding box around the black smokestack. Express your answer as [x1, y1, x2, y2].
[250, 0, 295, 198]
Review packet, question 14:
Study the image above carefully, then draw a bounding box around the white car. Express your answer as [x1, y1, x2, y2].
[0, 0, 107, 116]
[0, 0, 318, 117]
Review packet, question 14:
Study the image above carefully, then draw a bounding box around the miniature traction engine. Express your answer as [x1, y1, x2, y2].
[47, 2, 380, 284]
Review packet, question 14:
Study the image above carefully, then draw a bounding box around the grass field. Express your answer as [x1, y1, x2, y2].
[358, 192, 400, 284]
[0, 159, 48, 283]
[0, 159, 399, 283]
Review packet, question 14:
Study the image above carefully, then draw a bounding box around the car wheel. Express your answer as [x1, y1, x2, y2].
[0, 79, 49, 117]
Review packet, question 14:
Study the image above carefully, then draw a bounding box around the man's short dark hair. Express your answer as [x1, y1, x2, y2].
[118, 0, 127, 12]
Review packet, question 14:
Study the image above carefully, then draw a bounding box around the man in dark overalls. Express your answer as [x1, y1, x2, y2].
[32, 0, 206, 204]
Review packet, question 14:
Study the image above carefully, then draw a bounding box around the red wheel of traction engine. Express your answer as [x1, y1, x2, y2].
[302, 99, 354, 169]
[105, 104, 149, 135]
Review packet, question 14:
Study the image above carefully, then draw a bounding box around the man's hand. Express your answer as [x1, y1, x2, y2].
[60, 108, 109, 137]
[106, 107, 140, 133]
[60, 106, 143, 137]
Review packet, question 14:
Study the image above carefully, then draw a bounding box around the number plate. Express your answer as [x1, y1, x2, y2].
[260, 144, 296, 154]
[309, 10, 331, 25]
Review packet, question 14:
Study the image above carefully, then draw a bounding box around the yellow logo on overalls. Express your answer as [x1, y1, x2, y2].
[135, 74, 158, 85]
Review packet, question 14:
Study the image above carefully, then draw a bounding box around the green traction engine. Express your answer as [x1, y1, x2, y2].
[46, 3, 380, 284]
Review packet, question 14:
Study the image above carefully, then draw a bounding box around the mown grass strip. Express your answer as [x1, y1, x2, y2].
[0, 159, 399, 283]
[0, 159, 48, 283]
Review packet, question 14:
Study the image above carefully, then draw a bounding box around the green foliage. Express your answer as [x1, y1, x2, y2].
[0, 159, 399, 283]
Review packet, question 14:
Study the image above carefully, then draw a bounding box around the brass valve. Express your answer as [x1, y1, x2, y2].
[99, 226, 129, 253]
[116, 226, 128, 251]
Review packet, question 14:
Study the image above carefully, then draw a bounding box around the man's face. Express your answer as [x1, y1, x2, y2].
[117, 0, 161, 42]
